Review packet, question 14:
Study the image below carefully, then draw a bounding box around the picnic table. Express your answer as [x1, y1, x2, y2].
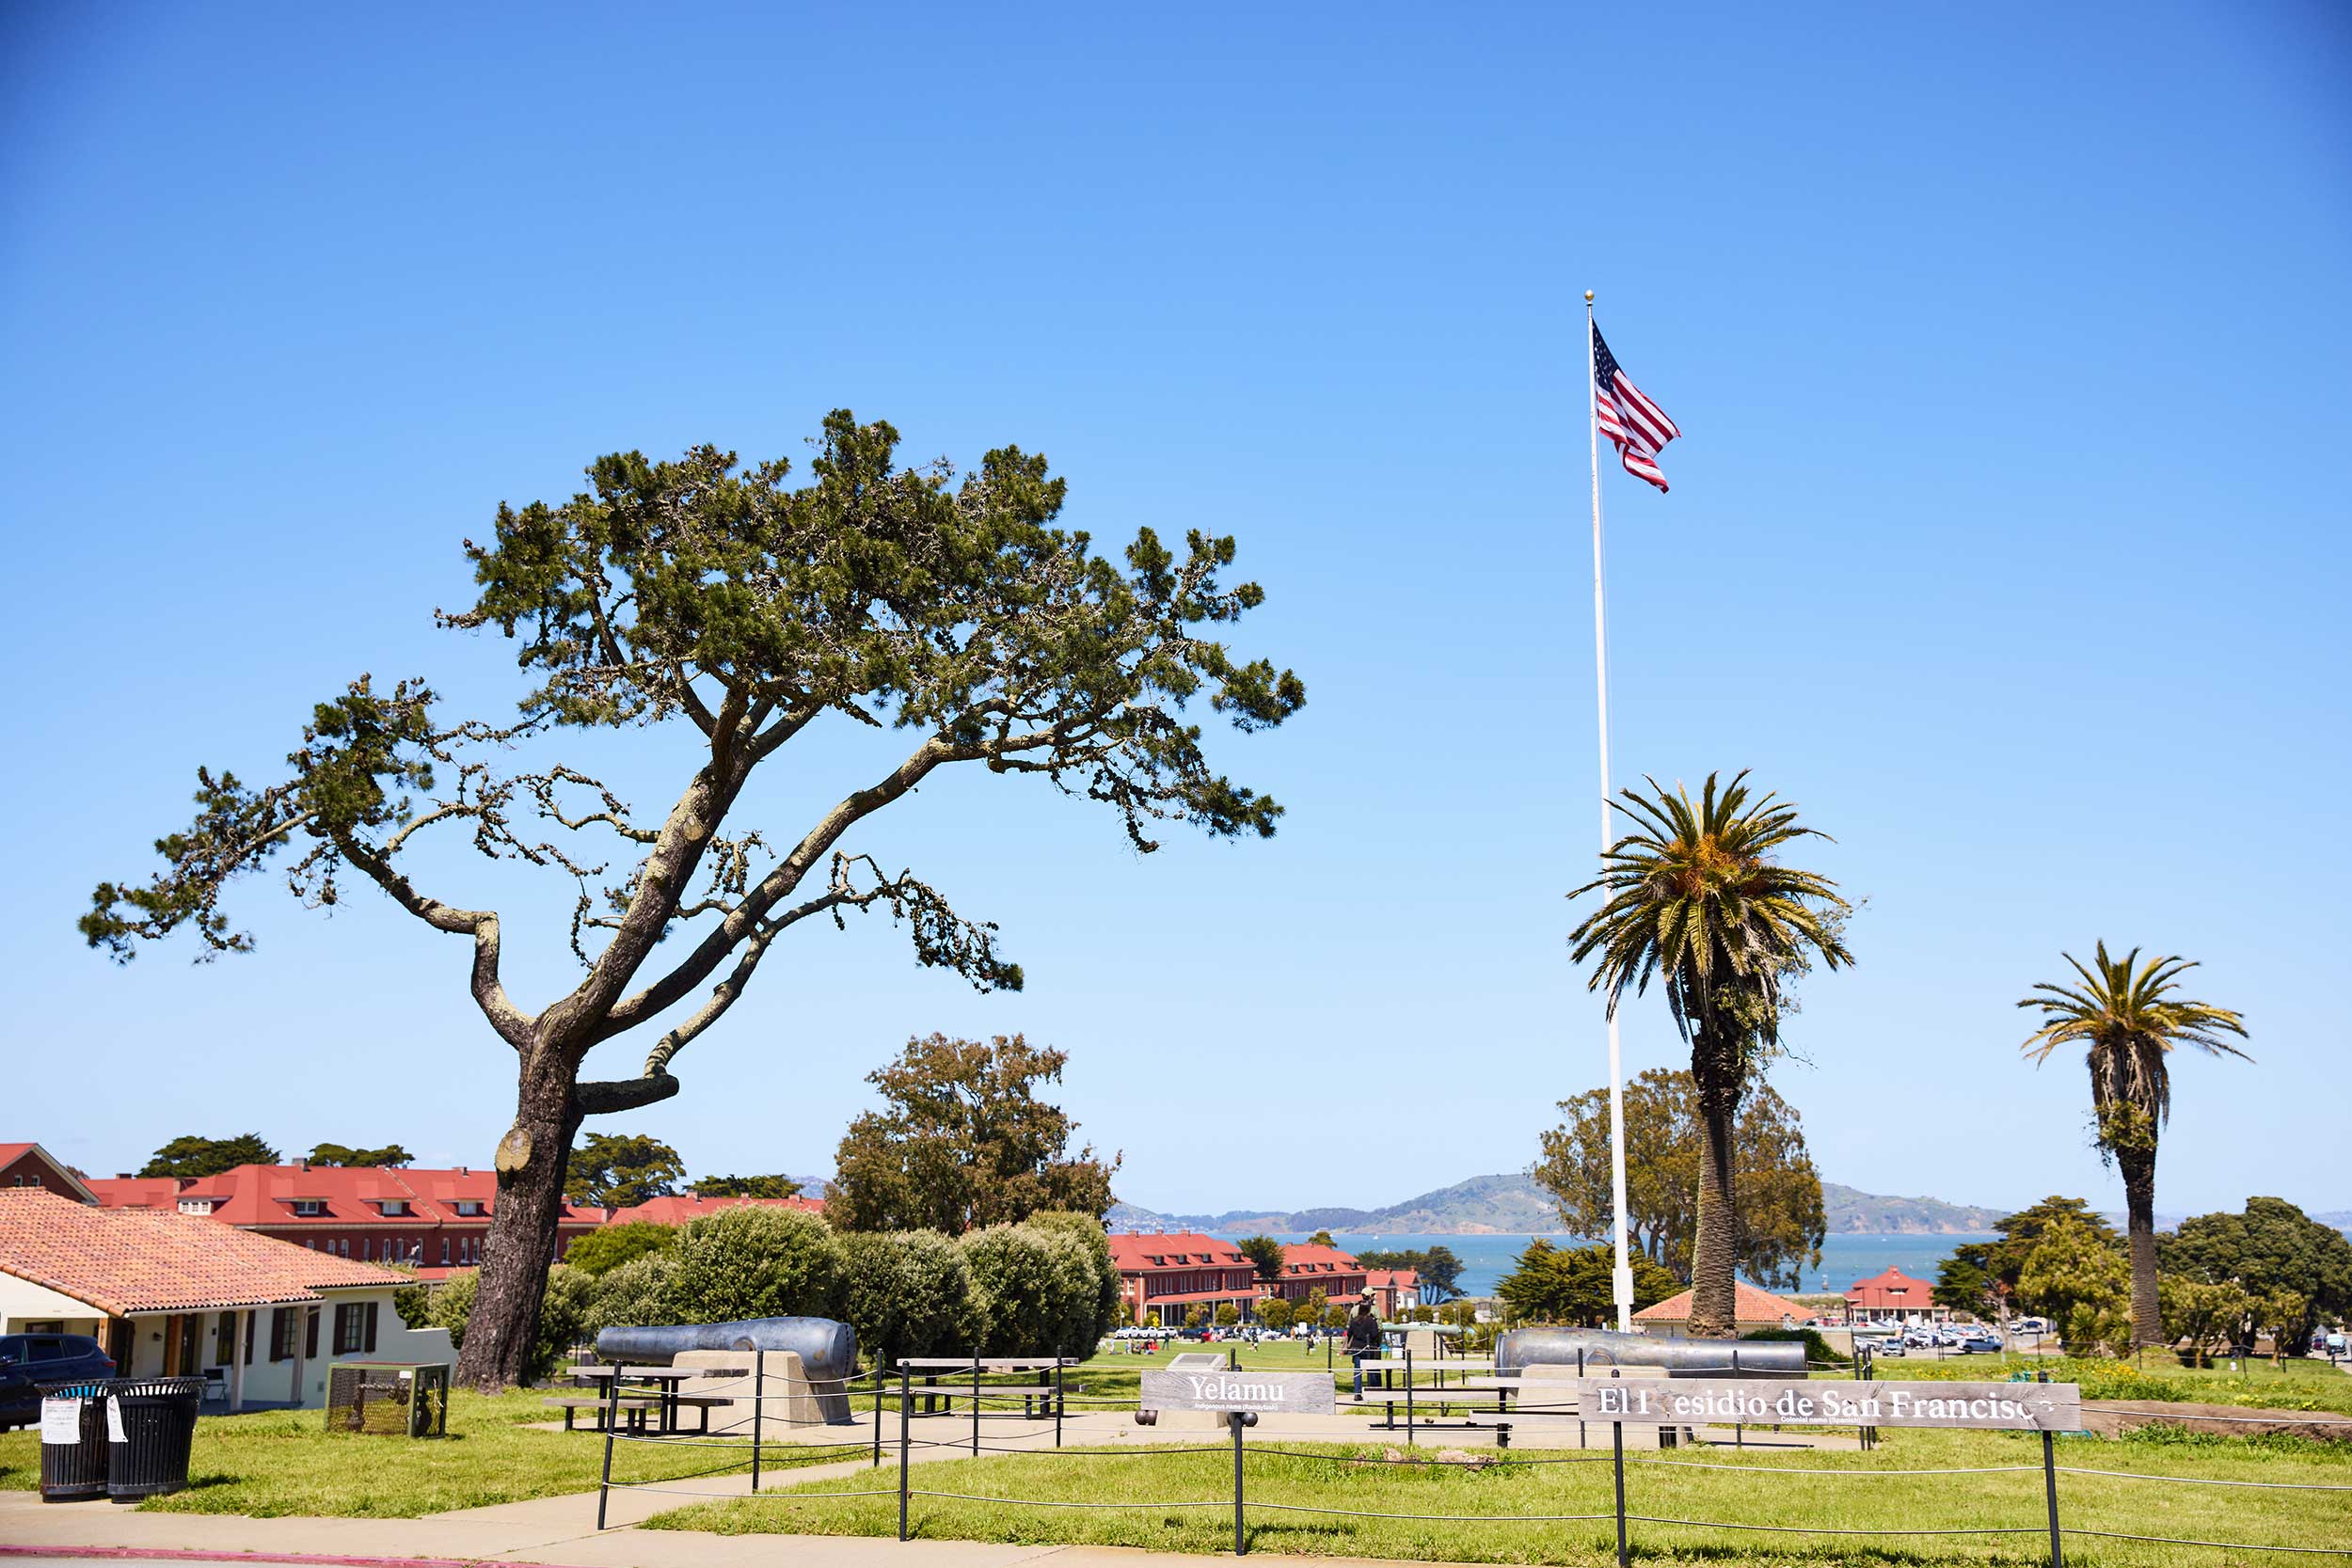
[891, 1356, 1082, 1452]
[555, 1363, 747, 1433]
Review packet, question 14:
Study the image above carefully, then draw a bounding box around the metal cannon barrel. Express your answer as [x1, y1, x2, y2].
[1496, 1327, 1804, 1379]
[595, 1316, 858, 1424]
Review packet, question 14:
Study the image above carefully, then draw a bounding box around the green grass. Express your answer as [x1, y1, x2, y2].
[1870, 1353, 2352, 1414]
[644, 1425, 2352, 1564]
[0, 1387, 847, 1516]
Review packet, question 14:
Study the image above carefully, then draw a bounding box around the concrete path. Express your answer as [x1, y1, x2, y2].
[0, 1408, 1822, 1566]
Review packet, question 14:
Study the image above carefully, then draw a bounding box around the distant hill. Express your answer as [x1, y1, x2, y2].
[1112, 1174, 2011, 1237]
[1822, 1183, 2001, 1234]
[1108, 1173, 1560, 1236]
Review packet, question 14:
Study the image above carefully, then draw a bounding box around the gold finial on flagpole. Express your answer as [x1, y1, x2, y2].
[1584, 290, 1595, 304]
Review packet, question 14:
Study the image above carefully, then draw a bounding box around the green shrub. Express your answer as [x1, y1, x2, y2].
[961, 1219, 1109, 1357]
[843, 1228, 983, 1366]
[425, 1265, 592, 1383]
[664, 1204, 849, 1323]
[590, 1251, 678, 1333]
[564, 1221, 680, 1277]
[1025, 1211, 1122, 1350]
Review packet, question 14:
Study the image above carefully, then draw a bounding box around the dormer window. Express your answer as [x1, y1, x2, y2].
[176, 1198, 213, 1216]
[379, 1200, 409, 1217]
[292, 1199, 327, 1217]
[453, 1200, 484, 1217]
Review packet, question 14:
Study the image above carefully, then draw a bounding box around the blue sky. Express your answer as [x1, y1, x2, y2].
[4, 2, 2346, 1223]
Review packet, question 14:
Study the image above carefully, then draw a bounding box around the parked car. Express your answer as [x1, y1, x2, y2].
[1955, 1332, 2004, 1354]
[1868, 1338, 1906, 1357]
[0, 1333, 116, 1430]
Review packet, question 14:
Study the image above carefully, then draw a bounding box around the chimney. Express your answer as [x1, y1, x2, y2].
[298, 1159, 310, 1172]
[115, 1173, 131, 1180]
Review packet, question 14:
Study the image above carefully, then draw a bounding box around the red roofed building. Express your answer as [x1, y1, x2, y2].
[606, 1193, 825, 1226]
[1632, 1280, 1809, 1337]
[1271, 1243, 1369, 1309]
[87, 1164, 604, 1278]
[0, 1189, 431, 1412]
[1363, 1268, 1420, 1318]
[1843, 1267, 1947, 1325]
[0, 1143, 96, 1205]
[1105, 1232, 1260, 1326]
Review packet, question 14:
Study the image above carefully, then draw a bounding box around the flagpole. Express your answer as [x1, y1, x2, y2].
[1586, 290, 1636, 1333]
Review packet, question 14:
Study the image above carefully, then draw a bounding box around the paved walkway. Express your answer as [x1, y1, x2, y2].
[0, 1408, 1825, 1566]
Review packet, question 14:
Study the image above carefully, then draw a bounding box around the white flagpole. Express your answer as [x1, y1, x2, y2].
[1585, 290, 1636, 1333]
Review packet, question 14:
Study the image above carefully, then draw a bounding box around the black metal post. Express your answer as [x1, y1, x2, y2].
[874, 1361, 884, 1467]
[1405, 1344, 1415, 1445]
[971, 1351, 982, 1458]
[1231, 1410, 1248, 1556]
[751, 1347, 764, 1493]
[898, 1367, 911, 1542]
[1611, 1418, 1629, 1568]
[2039, 1369, 2062, 1566]
[2042, 1428, 2063, 1565]
[1578, 1346, 1587, 1449]
[1054, 1357, 1065, 1449]
[596, 1369, 619, 1530]
[1732, 1346, 1741, 1449]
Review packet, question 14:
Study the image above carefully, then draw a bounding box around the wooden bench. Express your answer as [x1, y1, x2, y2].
[545, 1394, 661, 1432]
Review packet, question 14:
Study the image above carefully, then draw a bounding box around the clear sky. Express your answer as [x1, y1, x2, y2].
[5, 2, 2346, 1224]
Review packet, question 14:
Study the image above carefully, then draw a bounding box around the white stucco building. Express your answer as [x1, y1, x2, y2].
[0, 1188, 449, 1411]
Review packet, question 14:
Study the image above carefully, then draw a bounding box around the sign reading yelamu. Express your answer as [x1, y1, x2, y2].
[1573, 1378, 2080, 1432]
[1140, 1369, 1338, 1416]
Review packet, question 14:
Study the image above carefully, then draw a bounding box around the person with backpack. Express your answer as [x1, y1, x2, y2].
[1344, 1291, 1382, 1398]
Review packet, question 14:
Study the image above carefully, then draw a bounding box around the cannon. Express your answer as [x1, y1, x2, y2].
[1496, 1327, 1805, 1379]
[595, 1317, 858, 1424]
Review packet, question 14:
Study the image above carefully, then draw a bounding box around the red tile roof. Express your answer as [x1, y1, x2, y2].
[1279, 1243, 1362, 1277]
[606, 1194, 825, 1226]
[1632, 1280, 1808, 1324]
[1105, 1232, 1245, 1269]
[0, 1189, 405, 1315]
[1842, 1267, 1937, 1309]
[87, 1164, 600, 1229]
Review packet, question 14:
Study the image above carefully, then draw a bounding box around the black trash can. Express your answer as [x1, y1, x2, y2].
[34, 1380, 111, 1502]
[102, 1378, 205, 1503]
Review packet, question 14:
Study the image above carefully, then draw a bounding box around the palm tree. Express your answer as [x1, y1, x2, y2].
[2018, 943, 2249, 1348]
[1569, 771, 1851, 1338]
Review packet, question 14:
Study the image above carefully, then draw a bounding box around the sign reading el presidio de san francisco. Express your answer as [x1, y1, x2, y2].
[1573, 1377, 2080, 1431]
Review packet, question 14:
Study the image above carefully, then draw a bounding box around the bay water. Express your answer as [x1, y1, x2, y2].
[1226, 1230, 1994, 1298]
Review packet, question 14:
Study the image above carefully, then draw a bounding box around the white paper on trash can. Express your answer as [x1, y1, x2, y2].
[106, 1396, 127, 1444]
[40, 1397, 82, 1445]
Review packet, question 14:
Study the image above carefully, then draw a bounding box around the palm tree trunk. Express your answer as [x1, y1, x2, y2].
[1687, 1066, 1740, 1338]
[2117, 1145, 2161, 1350]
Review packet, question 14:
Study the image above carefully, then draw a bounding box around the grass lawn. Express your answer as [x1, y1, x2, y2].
[644, 1425, 2352, 1564]
[0, 1387, 849, 1516]
[1877, 1352, 2352, 1414]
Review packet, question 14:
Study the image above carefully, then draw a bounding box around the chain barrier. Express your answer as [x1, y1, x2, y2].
[585, 1358, 2352, 1560]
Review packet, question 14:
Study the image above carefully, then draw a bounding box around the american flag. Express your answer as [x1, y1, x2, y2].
[1592, 324, 1679, 493]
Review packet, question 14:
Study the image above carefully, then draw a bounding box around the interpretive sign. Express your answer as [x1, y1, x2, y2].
[1571, 1377, 2080, 1432]
[1141, 1368, 1337, 1416]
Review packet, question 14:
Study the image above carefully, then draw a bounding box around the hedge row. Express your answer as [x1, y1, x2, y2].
[404, 1207, 1123, 1375]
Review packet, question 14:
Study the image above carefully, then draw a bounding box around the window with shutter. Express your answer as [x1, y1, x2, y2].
[215, 1313, 235, 1366]
[304, 1307, 319, 1361]
[269, 1307, 294, 1362]
[331, 1304, 354, 1354]
[242, 1312, 255, 1365]
[363, 1300, 379, 1354]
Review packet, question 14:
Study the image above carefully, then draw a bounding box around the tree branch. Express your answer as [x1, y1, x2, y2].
[337, 838, 535, 1049]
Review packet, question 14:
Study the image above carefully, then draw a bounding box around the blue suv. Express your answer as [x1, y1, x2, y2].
[0, 1334, 117, 1429]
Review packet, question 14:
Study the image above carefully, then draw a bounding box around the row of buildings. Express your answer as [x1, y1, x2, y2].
[7, 1142, 823, 1281]
[1105, 1230, 1420, 1323]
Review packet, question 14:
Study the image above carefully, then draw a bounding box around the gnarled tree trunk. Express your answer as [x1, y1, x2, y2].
[455, 1053, 582, 1389]
[2117, 1144, 2162, 1350]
